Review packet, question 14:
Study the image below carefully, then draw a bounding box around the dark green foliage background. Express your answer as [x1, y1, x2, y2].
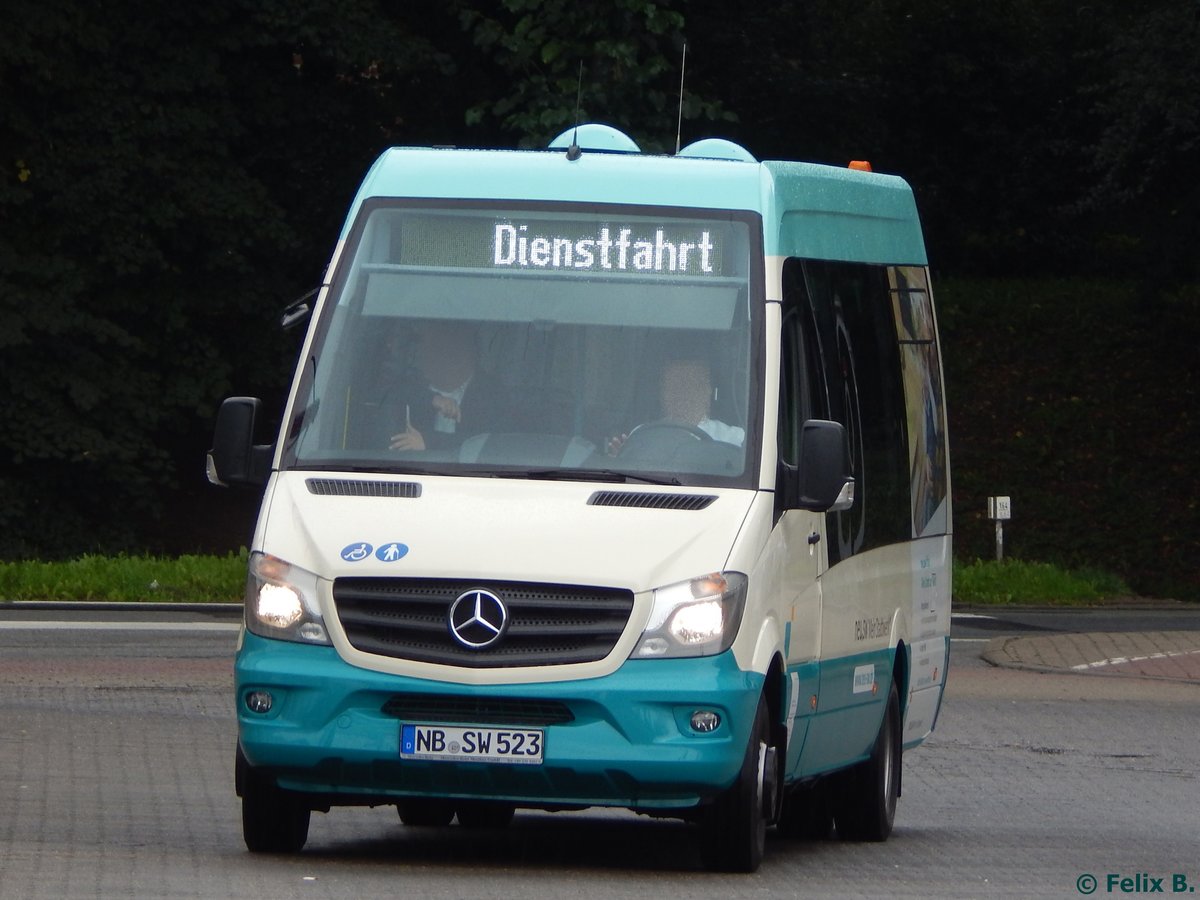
[939, 278, 1199, 600]
[2, 0, 1197, 598]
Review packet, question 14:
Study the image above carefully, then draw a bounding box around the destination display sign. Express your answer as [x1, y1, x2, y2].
[392, 212, 737, 278]
[493, 223, 717, 275]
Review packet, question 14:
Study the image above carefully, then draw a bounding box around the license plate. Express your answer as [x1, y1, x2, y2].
[400, 724, 544, 765]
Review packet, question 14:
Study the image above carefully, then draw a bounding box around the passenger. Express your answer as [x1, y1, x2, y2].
[387, 321, 508, 452]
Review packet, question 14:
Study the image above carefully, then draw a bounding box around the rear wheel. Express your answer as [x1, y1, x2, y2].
[396, 798, 456, 827]
[237, 747, 310, 854]
[835, 681, 900, 842]
[700, 695, 775, 872]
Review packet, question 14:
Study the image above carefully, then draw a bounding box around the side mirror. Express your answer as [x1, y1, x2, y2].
[207, 397, 273, 488]
[779, 419, 854, 512]
[281, 287, 319, 330]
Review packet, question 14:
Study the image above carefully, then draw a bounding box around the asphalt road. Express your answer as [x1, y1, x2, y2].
[950, 605, 1200, 639]
[1, 609, 1198, 899]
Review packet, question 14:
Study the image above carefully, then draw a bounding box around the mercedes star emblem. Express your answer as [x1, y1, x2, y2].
[447, 589, 509, 649]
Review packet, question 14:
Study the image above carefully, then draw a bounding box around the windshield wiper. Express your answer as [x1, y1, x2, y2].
[294, 463, 450, 478]
[289, 464, 681, 486]
[524, 468, 682, 486]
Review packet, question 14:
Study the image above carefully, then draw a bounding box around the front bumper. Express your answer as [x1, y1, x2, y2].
[236, 631, 764, 809]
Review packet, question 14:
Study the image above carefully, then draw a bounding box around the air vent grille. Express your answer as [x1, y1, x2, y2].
[587, 491, 716, 511]
[306, 479, 421, 498]
[381, 694, 574, 726]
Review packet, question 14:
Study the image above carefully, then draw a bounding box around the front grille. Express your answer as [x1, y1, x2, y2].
[333, 578, 634, 668]
[381, 694, 575, 726]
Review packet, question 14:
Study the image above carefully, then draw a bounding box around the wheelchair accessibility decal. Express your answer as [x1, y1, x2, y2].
[340, 542, 409, 563]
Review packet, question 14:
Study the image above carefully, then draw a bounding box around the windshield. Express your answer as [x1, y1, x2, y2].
[284, 201, 762, 488]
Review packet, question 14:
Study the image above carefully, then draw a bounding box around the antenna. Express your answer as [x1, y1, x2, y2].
[567, 61, 583, 161]
[675, 42, 688, 155]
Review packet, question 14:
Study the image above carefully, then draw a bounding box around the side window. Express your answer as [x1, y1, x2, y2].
[802, 261, 910, 564]
[778, 259, 824, 467]
[889, 266, 949, 537]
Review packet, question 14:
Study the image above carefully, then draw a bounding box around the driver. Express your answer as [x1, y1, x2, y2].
[607, 358, 744, 455]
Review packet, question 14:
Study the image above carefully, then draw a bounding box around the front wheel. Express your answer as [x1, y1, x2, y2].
[237, 746, 310, 854]
[835, 681, 901, 842]
[700, 695, 776, 872]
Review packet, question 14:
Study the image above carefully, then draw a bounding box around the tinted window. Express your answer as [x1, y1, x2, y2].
[802, 261, 910, 562]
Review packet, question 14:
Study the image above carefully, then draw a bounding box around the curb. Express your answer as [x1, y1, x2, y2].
[982, 631, 1200, 685]
[955, 600, 1196, 613]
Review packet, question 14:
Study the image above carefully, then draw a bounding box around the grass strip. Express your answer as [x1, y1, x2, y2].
[0, 551, 247, 603]
[1, 552, 1135, 607]
[953, 558, 1132, 606]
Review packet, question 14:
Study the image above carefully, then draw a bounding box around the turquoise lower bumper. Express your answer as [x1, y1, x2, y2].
[235, 632, 765, 809]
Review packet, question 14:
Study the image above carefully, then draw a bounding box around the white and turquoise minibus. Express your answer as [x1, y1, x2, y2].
[208, 123, 951, 872]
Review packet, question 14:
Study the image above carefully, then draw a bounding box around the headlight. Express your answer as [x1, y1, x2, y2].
[245, 552, 330, 645]
[632, 572, 748, 659]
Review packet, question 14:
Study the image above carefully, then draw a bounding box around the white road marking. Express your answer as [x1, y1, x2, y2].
[1072, 648, 1200, 670]
[0, 621, 240, 632]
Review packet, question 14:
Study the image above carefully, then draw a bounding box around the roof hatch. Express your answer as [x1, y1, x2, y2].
[677, 138, 757, 163]
[548, 124, 642, 154]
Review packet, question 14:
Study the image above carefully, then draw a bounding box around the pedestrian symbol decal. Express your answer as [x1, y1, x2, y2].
[376, 542, 409, 562]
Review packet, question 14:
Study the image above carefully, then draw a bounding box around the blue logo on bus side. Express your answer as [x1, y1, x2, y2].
[340, 542, 373, 562]
[376, 542, 409, 562]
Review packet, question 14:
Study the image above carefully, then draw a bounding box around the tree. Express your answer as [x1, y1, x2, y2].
[1082, 0, 1200, 290]
[683, 0, 1123, 275]
[0, 0, 462, 556]
[458, 0, 731, 151]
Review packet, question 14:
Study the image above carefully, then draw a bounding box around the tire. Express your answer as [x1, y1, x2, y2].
[835, 681, 901, 842]
[396, 798, 456, 827]
[455, 800, 517, 828]
[700, 695, 775, 873]
[237, 747, 311, 854]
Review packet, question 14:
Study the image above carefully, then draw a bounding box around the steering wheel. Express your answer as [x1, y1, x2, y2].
[617, 420, 712, 456]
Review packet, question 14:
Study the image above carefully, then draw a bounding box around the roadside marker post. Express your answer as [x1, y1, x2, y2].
[987, 496, 1011, 561]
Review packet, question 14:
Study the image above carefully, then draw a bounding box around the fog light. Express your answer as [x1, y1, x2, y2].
[690, 710, 721, 733]
[245, 690, 274, 714]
